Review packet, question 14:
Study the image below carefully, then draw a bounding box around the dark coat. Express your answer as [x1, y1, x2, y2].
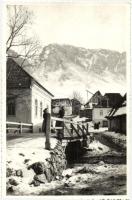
[56, 108, 65, 127]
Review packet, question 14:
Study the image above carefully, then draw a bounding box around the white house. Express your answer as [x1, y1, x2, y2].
[7, 56, 54, 132]
[52, 98, 72, 116]
[92, 107, 111, 127]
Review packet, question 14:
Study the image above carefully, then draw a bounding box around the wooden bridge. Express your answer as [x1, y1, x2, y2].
[6, 114, 90, 150]
[51, 116, 89, 140]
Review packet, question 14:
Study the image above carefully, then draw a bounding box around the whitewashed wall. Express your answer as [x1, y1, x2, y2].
[7, 89, 31, 123]
[31, 80, 52, 132]
[92, 107, 111, 126]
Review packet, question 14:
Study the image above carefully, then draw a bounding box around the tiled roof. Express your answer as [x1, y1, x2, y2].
[7, 50, 54, 97]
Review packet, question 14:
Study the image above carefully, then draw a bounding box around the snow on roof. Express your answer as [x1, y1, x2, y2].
[108, 109, 116, 117]
[113, 106, 126, 117]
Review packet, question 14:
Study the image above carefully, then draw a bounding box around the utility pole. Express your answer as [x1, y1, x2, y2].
[86, 89, 94, 102]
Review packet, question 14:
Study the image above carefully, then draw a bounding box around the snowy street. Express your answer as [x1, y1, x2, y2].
[6, 130, 126, 195]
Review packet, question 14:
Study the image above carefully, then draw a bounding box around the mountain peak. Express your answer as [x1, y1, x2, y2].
[32, 44, 126, 101]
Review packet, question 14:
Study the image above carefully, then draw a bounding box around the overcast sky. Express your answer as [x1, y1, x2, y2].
[28, 3, 129, 52]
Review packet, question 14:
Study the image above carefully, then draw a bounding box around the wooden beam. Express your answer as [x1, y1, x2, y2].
[77, 124, 85, 136]
[45, 113, 51, 150]
[63, 136, 82, 140]
[71, 124, 81, 138]
[51, 116, 79, 125]
[64, 123, 73, 137]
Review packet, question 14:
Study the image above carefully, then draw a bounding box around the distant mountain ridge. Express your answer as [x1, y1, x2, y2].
[24, 43, 126, 100]
[39, 44, 126, 77]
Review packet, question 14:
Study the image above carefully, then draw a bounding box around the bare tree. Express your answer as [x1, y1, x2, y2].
[72, 91, 84, 104]
[6, 5, 41, 66]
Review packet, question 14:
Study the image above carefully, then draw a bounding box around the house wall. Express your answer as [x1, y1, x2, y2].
[52, 99, 72, 116]
[7, 89, 31, 123]
[92, 107, 111, 127]
[31, 81, 52, 132]
[80, 108, 92, 121]
[121, 115, 126, 134]
[109, 115, 126, 134]
[52, 105, 72, 116]
[72, 100, 81, 115]
[65, 106, 72, 116]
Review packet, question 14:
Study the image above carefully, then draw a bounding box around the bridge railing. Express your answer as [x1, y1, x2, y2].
[51, 116, 89, 140]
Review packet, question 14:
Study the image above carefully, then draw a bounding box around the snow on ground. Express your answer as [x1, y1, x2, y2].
[73, 119, 108, 133]
[7, 135, 58, 195]
[7, 136, 57, 168]
[72, 116, 88, 122]
[9, 179, 65, 195]
[7, 132, 126, 195]
[103, 131, 126, 141]
[60, 164, 126, 194]
[101, 131, 126, 150]
[88, 140, 110, 155]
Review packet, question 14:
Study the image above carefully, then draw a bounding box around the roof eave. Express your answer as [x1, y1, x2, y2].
[32, 79, 54, 97]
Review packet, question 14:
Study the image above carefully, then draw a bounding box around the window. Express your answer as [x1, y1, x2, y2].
[35, 99, 38, 117]
[100, 110, 103, 116]
[40, 102, 43, 117]
[103, 120, 108, 127]
[7, 98, 16, 116]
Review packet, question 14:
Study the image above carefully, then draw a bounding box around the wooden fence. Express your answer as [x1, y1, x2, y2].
[6, 114, 89, 150]
[6, 121, 33, 134]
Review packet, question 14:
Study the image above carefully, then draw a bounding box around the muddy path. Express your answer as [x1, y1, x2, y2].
[45, 131, 126, 196]
[41, 164, 126, 195]
[79, 132, 126, 165]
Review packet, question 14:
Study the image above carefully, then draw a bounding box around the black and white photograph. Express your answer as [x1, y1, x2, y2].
[1, 0, 131, 198]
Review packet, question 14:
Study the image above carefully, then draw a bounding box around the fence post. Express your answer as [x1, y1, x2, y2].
[31, 123, 33, 133]
[82, 122, 87, 148]
[45, 113, 51, 150]
[20, 122, 22, 134]
[70, 119, 73, 136]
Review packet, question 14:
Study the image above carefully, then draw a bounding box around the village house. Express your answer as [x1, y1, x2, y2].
[71, 98, 82, 116]
[104, 93, 123, 108]
[51, 98, 81, 116]
[85, 91, 103, 108]
[80, 108, 92, 121]
[84, 91, 110, 125]
[52, 98, 72, 116]
[7, 56, 54, 132]
[92, 93, 123, 127]
[92, 106, 111, 127]
[84, 91, 123, 127]
[106, 94, 126, 134]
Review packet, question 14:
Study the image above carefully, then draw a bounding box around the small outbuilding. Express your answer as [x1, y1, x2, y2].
[106, 94, 126, 134]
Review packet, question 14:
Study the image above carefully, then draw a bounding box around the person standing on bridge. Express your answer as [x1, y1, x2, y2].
[56, 106, 65, 142]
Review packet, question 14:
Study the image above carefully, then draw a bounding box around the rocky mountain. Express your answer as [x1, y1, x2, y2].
[39, 44, 126, 75]
[32, 44, 126, 101]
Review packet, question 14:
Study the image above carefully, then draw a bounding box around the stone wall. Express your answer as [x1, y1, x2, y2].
[7, 140, 67, 192]
[28, 141, 67, 186]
